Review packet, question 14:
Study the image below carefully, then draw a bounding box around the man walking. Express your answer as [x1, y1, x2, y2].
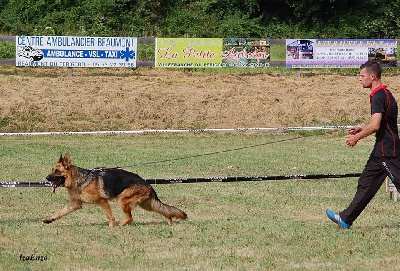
[326, 60, 400, 229]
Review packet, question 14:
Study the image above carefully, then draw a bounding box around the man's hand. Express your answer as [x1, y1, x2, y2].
[346, 126, 362, 135]
[346, 134, 359, 147]
[344, 113, 381, 148]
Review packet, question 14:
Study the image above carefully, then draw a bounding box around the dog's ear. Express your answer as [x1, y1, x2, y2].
[58, 153, 63, 163]
[62, 152, 72, 169]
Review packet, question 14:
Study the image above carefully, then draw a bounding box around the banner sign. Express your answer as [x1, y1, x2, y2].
[16, 36, 137, 68]
[156, 38, 270, 68]
[286, 39, 397, 68]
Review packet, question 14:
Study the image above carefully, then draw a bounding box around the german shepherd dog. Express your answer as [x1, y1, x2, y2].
[43, 153, 187, 226]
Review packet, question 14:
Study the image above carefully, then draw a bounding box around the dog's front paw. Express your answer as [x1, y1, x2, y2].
[43, 218, 55, 224]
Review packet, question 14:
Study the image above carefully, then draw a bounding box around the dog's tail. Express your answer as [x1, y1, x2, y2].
[140, 188, 187, 225]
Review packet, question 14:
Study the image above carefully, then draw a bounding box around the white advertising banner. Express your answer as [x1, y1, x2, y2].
[286, 39, 397, 68]
[16, 36, 137, 68]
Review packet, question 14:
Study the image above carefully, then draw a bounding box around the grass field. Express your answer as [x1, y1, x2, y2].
[1, 62, 400, 270]
[1, 132, 400, 270]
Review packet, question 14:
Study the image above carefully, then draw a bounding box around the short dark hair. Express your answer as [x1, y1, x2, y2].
[360, 60, 382, 79]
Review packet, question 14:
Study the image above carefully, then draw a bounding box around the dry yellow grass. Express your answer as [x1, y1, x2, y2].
[1, 66, 400, 132]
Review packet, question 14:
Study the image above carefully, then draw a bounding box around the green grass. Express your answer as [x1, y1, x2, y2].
[0, 41, 14, 58]
[1, 132, 399, 270]
[270, 43, 285, 61]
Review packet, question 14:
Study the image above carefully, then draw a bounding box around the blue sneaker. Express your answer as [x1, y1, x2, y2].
[326, 209, 351, 229]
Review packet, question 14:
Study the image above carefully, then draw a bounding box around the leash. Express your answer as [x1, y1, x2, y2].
[145, 173, 362, 184]
[1, 172, 362, 187]
[117, 134, 308, 169]
[115, 128, 347, 170]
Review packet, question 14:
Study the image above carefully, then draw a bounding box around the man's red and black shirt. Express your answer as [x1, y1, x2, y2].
[370, 85, 400, 157]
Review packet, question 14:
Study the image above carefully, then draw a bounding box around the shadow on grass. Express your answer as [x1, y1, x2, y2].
[360, 223, 400, 230]
[1, 214, 190, 227]
[1, 220, 164, 227]
[1, 217, 44, 225]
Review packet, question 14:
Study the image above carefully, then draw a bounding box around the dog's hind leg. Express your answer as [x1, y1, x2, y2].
[118, 186, 151, 226]
[118, 194, 146, 226]
[118, 197, 134, 226]
[43, 201, 82, 224]
[98, 199, 116, 227]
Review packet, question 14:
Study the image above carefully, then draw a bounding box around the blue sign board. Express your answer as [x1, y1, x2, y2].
[16, 36, 137, 68]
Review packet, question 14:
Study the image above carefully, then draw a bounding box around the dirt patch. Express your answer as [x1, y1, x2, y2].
[1, 66, 400, 132]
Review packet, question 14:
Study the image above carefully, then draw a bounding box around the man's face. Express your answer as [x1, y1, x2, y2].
[359, 67, 373, 88]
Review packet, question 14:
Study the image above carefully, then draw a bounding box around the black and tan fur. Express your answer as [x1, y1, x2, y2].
[43, 153, 187, 227]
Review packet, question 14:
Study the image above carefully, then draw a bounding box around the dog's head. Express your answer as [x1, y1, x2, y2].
[46, 152, 72, 193]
